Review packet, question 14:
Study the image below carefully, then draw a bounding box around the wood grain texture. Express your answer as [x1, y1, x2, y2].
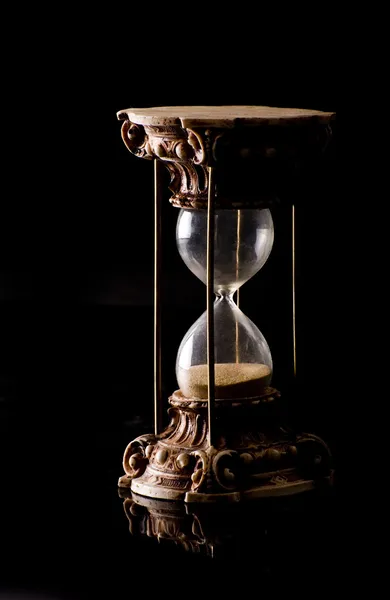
[117, 105, 335, 128]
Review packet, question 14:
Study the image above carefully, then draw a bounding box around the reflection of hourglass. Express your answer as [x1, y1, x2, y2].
[176, 208, 273, 400]
[120, 489, 336, 561]
[115, 106, 336, 503]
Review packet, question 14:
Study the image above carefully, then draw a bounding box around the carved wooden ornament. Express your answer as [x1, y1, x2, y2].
[117, 106, 335, 209]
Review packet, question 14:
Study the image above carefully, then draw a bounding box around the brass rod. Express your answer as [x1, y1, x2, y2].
[207, 167, 216, 447]
[235, 210, 241, 362]
[154, 159, 163, 435]
[292, 204, 297, 378]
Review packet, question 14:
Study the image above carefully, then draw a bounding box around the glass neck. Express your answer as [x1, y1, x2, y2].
[215, 291, 235, 303]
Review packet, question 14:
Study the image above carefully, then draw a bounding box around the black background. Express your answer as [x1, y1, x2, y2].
[1, 15, 340, 599]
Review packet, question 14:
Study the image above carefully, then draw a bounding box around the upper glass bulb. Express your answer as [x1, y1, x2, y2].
[176, 208, 274, 295]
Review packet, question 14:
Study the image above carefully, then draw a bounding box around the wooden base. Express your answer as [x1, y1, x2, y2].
[128, 472, 333, 503]
[118, 390, 332, 504]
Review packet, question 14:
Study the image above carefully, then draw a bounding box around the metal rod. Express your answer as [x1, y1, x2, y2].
[207, 166, 216, 447]
[292, 204, 297, 378]
[235, 209, 241, 362]
[154, 159, 163, 435]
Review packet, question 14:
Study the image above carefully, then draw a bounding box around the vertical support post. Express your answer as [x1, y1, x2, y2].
[207, 166, 216, 447]
[292, 203, 297, 378]
[235, 209, 241, 362]
[154, 159, 163, 435]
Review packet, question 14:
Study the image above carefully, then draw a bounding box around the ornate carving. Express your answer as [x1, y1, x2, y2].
[118, 389, 332, 502]
[120, 121, 153, 159]
[190, 449, 209, 492]
[165, 162, 209, 209]
[122, 434, 157, 479]
[212, 449, 240, 491]
[117, 107, 335, 209]
[144, 125, 194, 161]
[165, 403, 208, 447]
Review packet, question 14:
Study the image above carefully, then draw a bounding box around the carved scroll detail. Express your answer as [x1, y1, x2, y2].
[120, 121, 153, 159]
[212, 449, 240, 491]
[190, 449, 209, 492]
[117, 119, 230, 208]
[166, 405, 208, 447]
[123, 434, 157, 479]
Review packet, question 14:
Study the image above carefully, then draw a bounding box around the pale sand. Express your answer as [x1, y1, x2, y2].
[178, 363, 271, 400]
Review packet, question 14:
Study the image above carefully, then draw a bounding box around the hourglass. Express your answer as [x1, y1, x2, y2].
[116, 106, 335, 502]
[176, 207, 274, 401]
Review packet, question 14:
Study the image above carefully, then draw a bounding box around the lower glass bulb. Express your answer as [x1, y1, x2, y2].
[176, 294, 272, 400]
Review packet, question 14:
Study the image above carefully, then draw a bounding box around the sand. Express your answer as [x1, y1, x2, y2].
[178, 362, 271, 400]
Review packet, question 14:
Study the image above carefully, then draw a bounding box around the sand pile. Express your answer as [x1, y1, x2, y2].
[179, 362, 271, 400]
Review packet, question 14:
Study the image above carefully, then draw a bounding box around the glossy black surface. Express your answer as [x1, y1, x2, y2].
[1, 393, 337, 599]
[0, 302, 338, 598]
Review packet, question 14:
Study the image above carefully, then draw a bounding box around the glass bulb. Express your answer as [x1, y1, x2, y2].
[176, 208, 274, 401]
[176, 208, 274, 295]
